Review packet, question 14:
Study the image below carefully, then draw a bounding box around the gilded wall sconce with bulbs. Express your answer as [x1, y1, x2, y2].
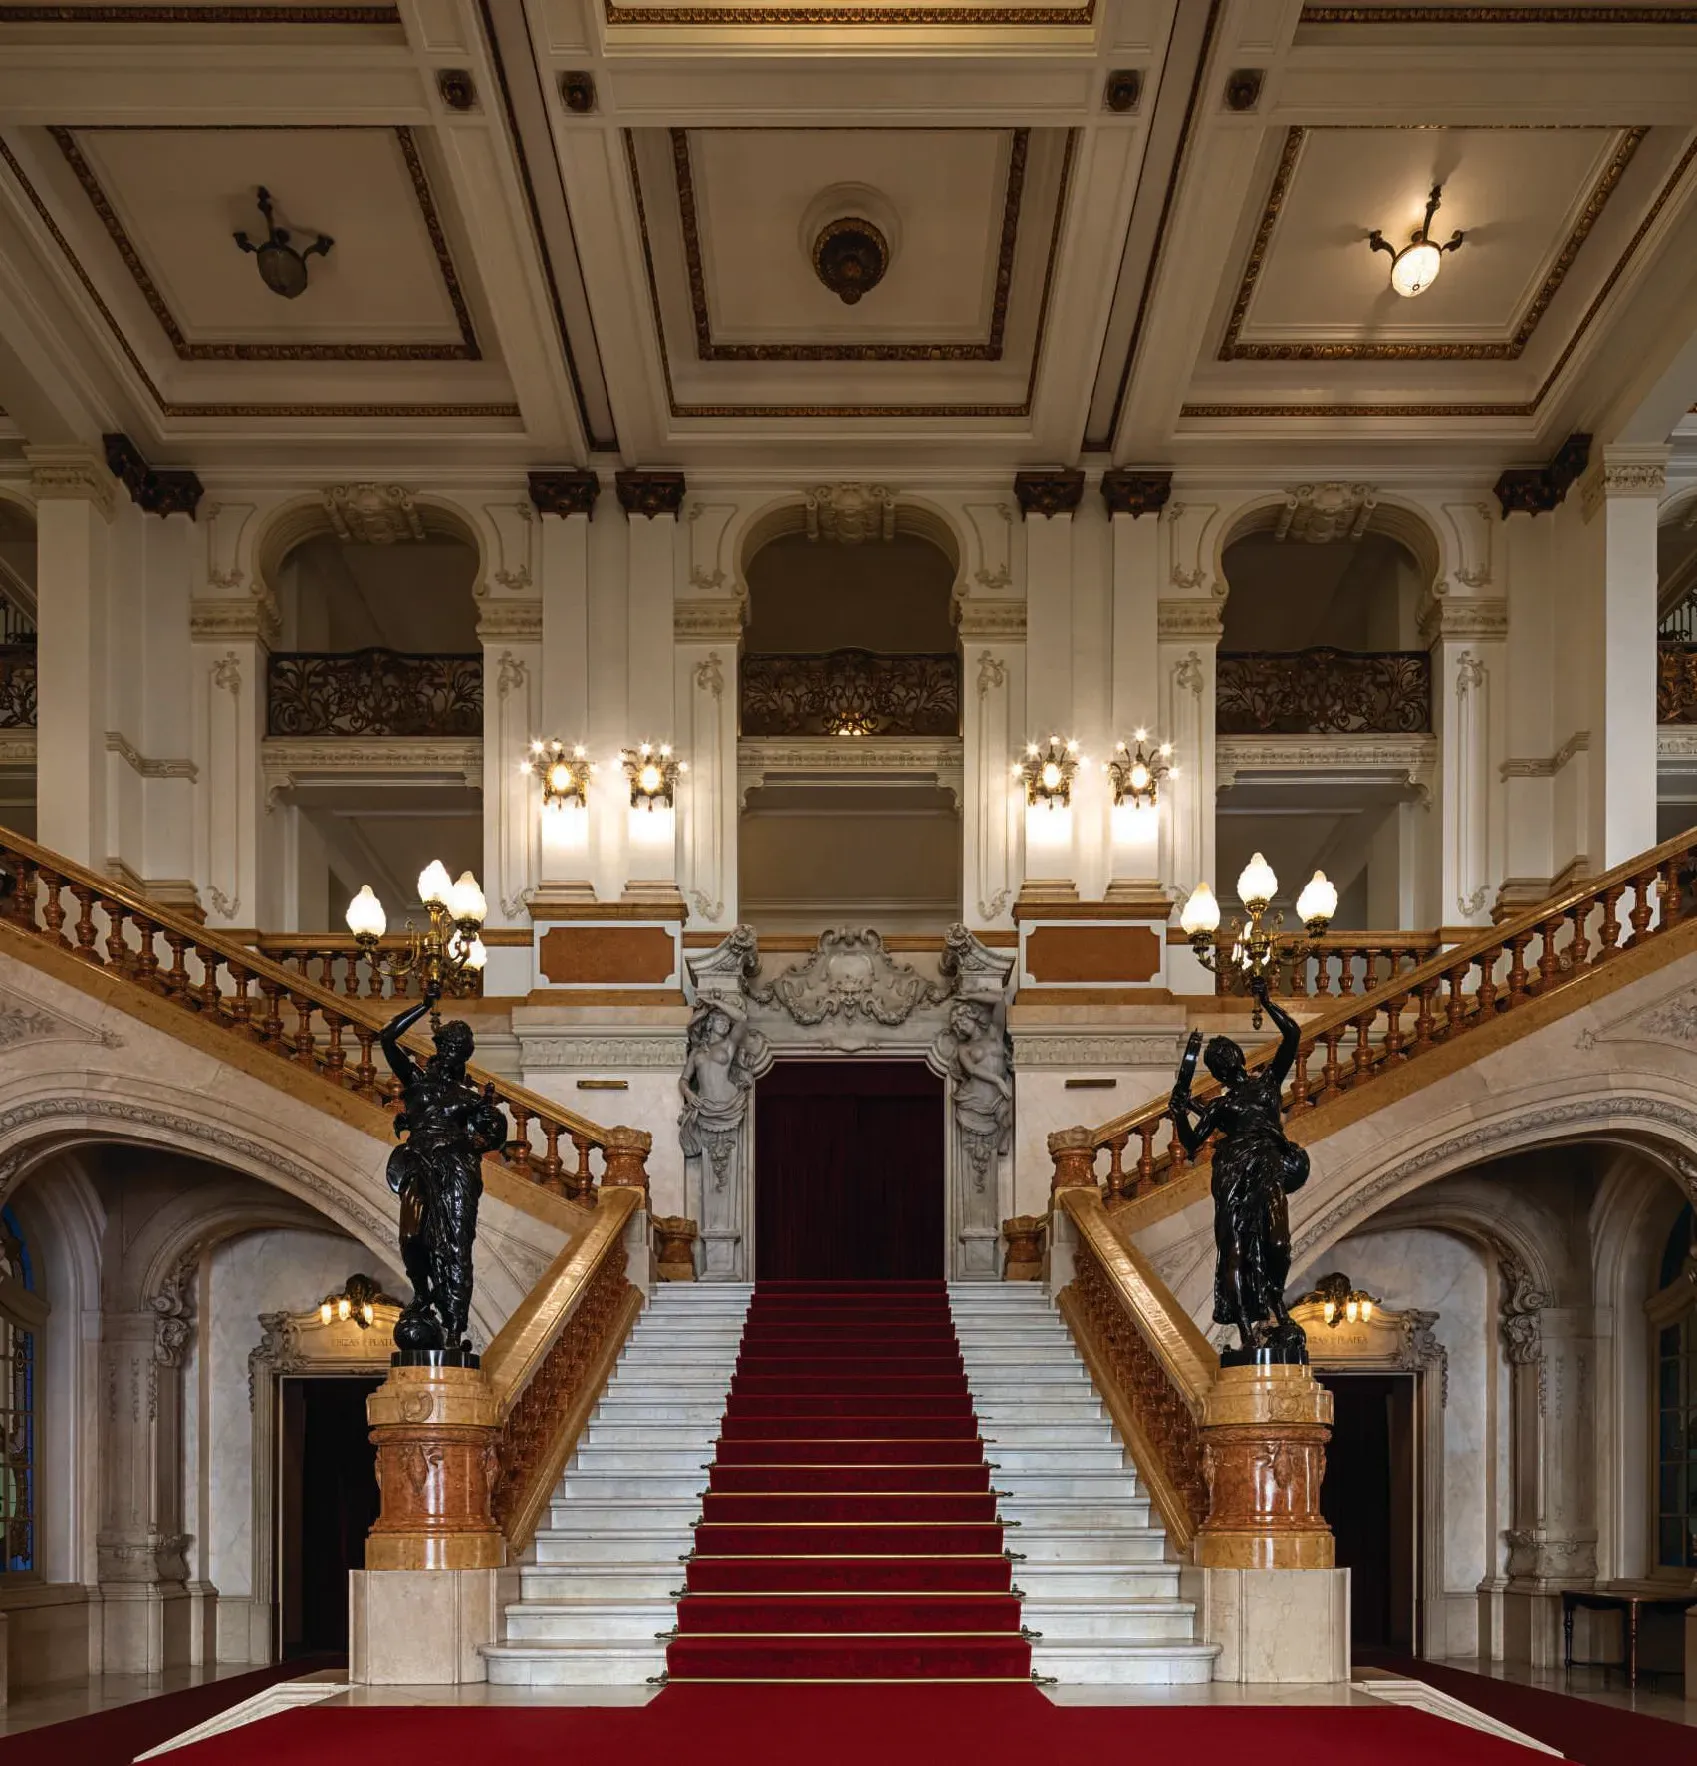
[344, 860, 488, 1001]
[1301, 1272, 1380, 1329]
[1179, 852, 1337, 1026]
[624, 741, 685, 811]
[1105, 730, 1175, 810]
[1016, 736, 1082, 810]
[522, 739, 592, 812]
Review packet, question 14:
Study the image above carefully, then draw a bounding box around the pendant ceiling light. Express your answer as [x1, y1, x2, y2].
[1369, 183, 1464, 298]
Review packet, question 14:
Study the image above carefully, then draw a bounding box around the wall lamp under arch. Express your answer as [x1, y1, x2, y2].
[1369, 183, 1464, 298]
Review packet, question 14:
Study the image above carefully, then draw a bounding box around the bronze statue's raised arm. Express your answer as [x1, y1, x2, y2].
[378, 996, 433, 1090]
[1261, 985, 1303, 1087]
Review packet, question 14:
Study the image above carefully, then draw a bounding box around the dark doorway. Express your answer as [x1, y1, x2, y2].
[755, 1061, 945, 1280]
[279, 1375, 383, 1657]
[1316, 1371, 1418, 1652]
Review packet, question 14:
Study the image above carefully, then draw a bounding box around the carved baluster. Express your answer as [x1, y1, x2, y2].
[6, 860, 38, 929]
[104, 902, 131, 971]
[1566, 903, 1591, 973]
[37, 870, 69, 948]
[258, 980, 287, 1050]
[1444, 961, 1468, 1038]
[1474, 946, 1500, 1018]
[197, 945, 223, 1014]
[1659, 857, 1687, 930]
[1362, 948, 1379, 995]
[571, 1133, 595, 1202]
[1535, 915, 1563, 992]
[344, 952, 363, 997]
[323, 1009, 348, 1080]
[1136, 1122, 1156, 1192]
[1382, 995, 1407, 1066]
[1598, 884, 1625, 958]
[506, 1104, 535, 1182]
[1336, 949, 1357, 998]
[316, 952, 336, 992]
[1351, 1009, 1373, 1082]
[162, 930, 191, 999]
[1505, 932, 1531, 1002]
[1165, 1121, 1188, 1178]
[540, 1120, 566, 1192]
[1105, 1133, 1129, 1200]
[1288, 945, 1307, 999]
[132, 915, 162, 988]
[1288, 1039, 1312, 1112]
[1312, 947, 1332, 998]
[1411, 981, 1437, 1051]
[352, 1024, 377, 1098]
[223, 961, 254, 1034]
[1626, 870, 1656, 946]
[67, 884, 103, 963]
[1319, 1027, 1342, 1101]
[290, 994, 318, 1067]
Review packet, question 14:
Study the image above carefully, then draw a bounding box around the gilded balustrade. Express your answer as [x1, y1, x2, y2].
[1206, 930, 1441, 999]
[255, 933, 487, 1003]
[1067, 826, 1697, 1206]
[739, 649, 960, 737]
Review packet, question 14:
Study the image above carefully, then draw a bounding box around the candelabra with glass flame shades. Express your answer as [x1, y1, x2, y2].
[344, 859, 488, 1007]
[1178, 852, 1338, 1027]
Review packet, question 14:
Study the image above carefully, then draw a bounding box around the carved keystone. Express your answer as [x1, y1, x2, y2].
[1048, 1125, 1100, 1192]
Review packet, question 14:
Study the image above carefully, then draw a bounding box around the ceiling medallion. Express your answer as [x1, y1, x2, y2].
[233, 187, 332, 300]
[811, 217, 890, 306]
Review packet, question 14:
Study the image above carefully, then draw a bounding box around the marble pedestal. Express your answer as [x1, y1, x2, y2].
[348, 1569, 500, 1685]
[1193, 1567, 1351, 1683]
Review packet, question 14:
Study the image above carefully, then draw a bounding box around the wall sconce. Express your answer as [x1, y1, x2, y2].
[234, 187, 333, 299]
[522, 739, 592, 812]
[1369, 183, 1463, 298]
[1105, 729, 1174, 810]
[624, 741, 684, 812]
[1179, 853, 1337, 1025]
[1015, 736, 1081, 810]
[344, 860, 487, 1000]
[317, 1273, 396, 1330]
[1302, 1272, 1379, 1329]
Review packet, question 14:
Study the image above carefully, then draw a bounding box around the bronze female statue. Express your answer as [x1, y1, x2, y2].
[1169, 975, 1310, 1365]
[380, 987, 508, 1363]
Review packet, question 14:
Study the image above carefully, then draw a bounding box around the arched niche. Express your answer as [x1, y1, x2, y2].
[257, 494, 484, 654]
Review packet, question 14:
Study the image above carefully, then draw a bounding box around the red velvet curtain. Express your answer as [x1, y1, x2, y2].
[754, 1062, 946, 1280]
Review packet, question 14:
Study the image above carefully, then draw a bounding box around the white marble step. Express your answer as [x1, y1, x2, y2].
[978, 1421, 1118, 1446]
[572, 1447, 722, 1474]
[1009, 1527, 1168, 1564]
[1030, 1641, 1217, 1686]
[1023, 1599, 1199, 1643]
[583, 1421, 727, 1449]
[994, 1471, 1142, 1499]
[505, 1602, 680, 1644]
[520, 1564, 684, 1602]
[484, 1642, 666, 1687]
[1002, 1496, 1152, 1529]
[986, 1445, 1129, 1474]
[547, 1497, 702, 1529]
[554, 1471, 709, 1502]
[591, 1402, 732, 1424]
[967, 1368, 1095, 1387]
[1016, 1564, 1182, 1601]
[973, 1400, 1105, 1423]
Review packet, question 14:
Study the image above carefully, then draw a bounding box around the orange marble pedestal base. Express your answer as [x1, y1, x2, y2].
[365, 1362, 505, 1573]
[1195, 1360, 1334, 1571]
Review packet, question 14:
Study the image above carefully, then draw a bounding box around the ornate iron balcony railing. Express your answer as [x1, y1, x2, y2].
[1659, 640, 1697, 724]
[739, 649, 960, 738]
[266, 648, 482, 738]
[0, 645, 36, 729]
[1216, 648, 1432, 736]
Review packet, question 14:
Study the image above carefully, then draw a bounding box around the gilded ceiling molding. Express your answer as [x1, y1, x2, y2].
[605, 1, 1093, 21]
[1300, 6, 1697, 22]
[0, 5, 399, 19]
[47, 125, 480, 362]
[1219, 126, 1646, 364]
[668, 127, 1028, 362]
[622, 128, 1076, 420]
[0, 138, 513, 423]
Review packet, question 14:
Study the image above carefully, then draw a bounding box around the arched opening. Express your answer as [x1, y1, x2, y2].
[0, 497, 37, 841]
[1216, 520, 1432, 933]
[264, 509, 483, 933]
[738, 523, 962, 935]
[1656, 498, 1697, 839]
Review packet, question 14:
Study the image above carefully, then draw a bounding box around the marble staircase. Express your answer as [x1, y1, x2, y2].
[947, 1283, 1218, 1685]
[484, 1282, 755, 1687]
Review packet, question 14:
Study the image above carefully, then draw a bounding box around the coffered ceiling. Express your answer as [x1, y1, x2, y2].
[0, 0, 1694, 472]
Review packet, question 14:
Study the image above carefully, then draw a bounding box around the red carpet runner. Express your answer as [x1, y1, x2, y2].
[667, 1280, 1031, 1682]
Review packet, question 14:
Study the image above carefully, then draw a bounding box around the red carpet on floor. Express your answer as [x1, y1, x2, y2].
[669, 1279, 1030, 1682]
[1366, 1654, 1696, 1766]
[160, 1687, 1551, 1765]
[0, 1658, 338, 1766]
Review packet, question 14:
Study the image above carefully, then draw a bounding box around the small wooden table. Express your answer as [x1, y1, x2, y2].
[1562, 1585, 1697, 1688]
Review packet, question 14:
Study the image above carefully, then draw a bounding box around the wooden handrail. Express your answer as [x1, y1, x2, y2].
[1053, 1188, 1214, 1551]
[1080, 823, 1697, 1201]
[0, 823, 633, 1192]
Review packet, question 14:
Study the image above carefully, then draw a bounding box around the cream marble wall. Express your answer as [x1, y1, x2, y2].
[205, 1227, 398, 1662]
[1309, 1225, 1495, 1658]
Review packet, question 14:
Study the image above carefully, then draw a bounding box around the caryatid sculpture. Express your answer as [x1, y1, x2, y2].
[1168, 974, 1311, 1365]
[379, 987, 508, 1363]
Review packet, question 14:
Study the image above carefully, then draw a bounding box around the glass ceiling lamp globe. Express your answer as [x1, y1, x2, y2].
[1391, 239, 1443, 297]
[447, 870, 487, 925]
[417, 860, 453, 907]
[345, 884, 387, 941]
[1296, 869, 1339, 928]
[1236, 852, 1278, 912]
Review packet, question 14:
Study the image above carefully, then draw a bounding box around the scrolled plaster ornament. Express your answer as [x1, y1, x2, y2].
[1276, 482, 1377, 545]
[323, 483, 426, 545]
[804, 483, 896, 545]
[748, 927, 950, 1028]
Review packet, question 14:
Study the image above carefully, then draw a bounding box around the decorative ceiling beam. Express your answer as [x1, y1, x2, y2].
[1492, 433, 1591, 517]
[102, 433, 202, 519]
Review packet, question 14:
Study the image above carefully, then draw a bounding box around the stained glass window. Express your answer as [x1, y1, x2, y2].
[1655, 1206, 1697, 1572]
[0, 1206, 34, 1577]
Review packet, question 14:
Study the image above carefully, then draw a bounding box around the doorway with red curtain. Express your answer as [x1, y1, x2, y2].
[754, 1061, 946, 1280]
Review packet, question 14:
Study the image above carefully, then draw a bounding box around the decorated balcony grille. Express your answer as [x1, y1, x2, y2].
[740, 649, 961, 738]
[1658, 640, 1697, 724]
[0, 646, 36, 730]
[1216, 648, 1432, 736]
[266, 648, 483, 738]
